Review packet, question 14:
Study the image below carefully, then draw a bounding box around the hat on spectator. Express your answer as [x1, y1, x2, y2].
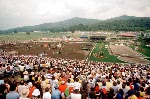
[45, 79, 49, 84]
[71, 75, 74, 79]
[28, 82, 33, 87]
[21, 89, 29, 98]
[30, 72, 34, 75]
[61, 81, 65, 84]
[54, 73, 57, 77]
[23, 71, 28, 75]
[32, 89, 40, 96]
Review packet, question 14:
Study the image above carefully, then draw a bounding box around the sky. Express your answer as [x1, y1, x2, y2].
[0, 0, 150, 30]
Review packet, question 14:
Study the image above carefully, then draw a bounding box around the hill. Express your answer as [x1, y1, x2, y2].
[89, 17, 150, 31]
[1, 15, 150, 33]
[107, 15, 138, 20]
[1, 17, 99, 33]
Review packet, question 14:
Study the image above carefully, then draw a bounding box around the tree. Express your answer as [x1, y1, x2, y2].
[14, 30, 17, 33]
[26, 32, 30, 35]
[138, 32, 150, 44]
[70, 27, 75, 33]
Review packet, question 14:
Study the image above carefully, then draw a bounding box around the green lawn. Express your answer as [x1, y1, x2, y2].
[0, 32, 71, 41]
[138, 46, 150, 56]
[138, 45, 150, 61]
[130, 45, 135, 50]
[88, 43, 124, 63]
[130, 45, 150, 61]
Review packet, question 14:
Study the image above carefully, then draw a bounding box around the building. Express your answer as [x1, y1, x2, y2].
[80, 35, 88, 39]
[117, 33, 136, 37]
[89, 36, 106, 41]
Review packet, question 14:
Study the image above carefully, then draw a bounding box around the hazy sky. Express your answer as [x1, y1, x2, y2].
[0, 0, 150, 30]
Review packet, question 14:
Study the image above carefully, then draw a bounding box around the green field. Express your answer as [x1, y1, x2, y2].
[88, 43, 124, 63]
[137, 45, 150, 61]
[130, 45, 150, 61]
[138, 46, 150, 56]
[0, 32, 71, 41]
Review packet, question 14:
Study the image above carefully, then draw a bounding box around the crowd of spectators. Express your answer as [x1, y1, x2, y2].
[0, 49, 150, 99]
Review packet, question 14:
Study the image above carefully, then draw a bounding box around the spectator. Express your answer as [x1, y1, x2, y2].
[27, 82, 36, 98]
[19, 89, 30, 99]
[107, 87, 115, 99]
[139, 87, 145, 97]
[6, 83, 20, 99]
[58, 81, 67, 93]
[43, 87, 51, 99]
[112, 81, 118, 94]
[115, 89, 124, 99]
[23, 71, 29, 81]
[89, 87, 96, 99]
[0, 84, 7, 99]
[122, 83, 128, 97]
[51, 85, 61, 99]
[70, 88, 81, 99]
[18, 80, 28, 94]
[32, 89, 40, 99]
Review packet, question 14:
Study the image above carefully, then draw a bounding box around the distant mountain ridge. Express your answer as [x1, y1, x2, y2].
[0, 15, 150, 33]
[1, 17, 99, 33]
[34, 17, 99, 28]
[107, 15, 138, 20]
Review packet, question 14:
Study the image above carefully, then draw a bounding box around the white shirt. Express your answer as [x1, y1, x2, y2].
[25, 65, 30, 69]
[74, 82, 81, 90]
[19, 65, 24, 71]
[70, 93, 81, 99]
[24, 75, 29, 81]
[43, 92, 51, 99]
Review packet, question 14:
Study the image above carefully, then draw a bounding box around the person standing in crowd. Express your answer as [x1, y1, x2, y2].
[23, 71, 29, 81]
[18, 80, 28, 94]
[112, 81, 119, 94]
[43, 87, 51, 99]
[6, 83, 20, 99]
[27, 82, 36, 98]
[107, 87, 115, 99]
[19, 89, 30, 99]
[58, 81, 67, 93]
[51, 85, 61, 99]
[70, 87, 81, 99]
[18, 63, 24, 75]
[32, 89, 40, 99]
[115, 89, 124, 99]
[0, 84, 8, 99]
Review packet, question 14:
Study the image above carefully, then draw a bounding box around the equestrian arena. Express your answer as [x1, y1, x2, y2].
[109, 45, 149, 64]
[0, 41, 93, 60]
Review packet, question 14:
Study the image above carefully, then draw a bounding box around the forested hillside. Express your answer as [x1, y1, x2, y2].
[0, 15, 150, 33]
